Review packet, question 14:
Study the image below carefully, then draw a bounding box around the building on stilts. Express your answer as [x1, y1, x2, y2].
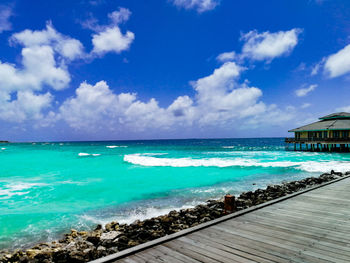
[285, 112, 350, 152]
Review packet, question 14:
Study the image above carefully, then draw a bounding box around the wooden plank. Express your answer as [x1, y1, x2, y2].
[212, 225, 341, 263]
[163, 240, 220, 263]
[117, 257, 145, 263]
[154, 245, 201, 263]
[170, 239, 237, 263]
[204, 226, 324, 263]
[235, 214, 350, 250]
[178, 236, 256, 263]
[187, 232, 276, 263]
[192, 231, 292, 263]
[220, 218, 350, 260]
[251, 209, 350, 231]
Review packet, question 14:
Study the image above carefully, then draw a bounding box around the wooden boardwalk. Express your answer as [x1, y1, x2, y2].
[91, 176, 350, 263]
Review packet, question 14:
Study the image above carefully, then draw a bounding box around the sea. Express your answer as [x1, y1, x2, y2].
[1, 138, 350, 250]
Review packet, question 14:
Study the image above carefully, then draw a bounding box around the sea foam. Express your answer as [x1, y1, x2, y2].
[0, 182, 48, 199]
[123, 153, 350, 173]
[78, 153, 100, 157]
[106, 145, 127, 148]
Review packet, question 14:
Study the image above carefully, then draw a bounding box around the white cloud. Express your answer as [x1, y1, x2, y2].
[311, 62, 321, 76]
[241, 29, 301, 61]
[0, 6, 12, 33]
[301, 103, 311, 109]
[11, 22, 84, 60]
[108, 8, 131, 24]
[0, 23, 85, 123]
[59, 62, 295, 134]
[84, 8, 135, 56]
[295, 84, 317, 97]
[92, 27, 134, 55]
[171, 0, 219, 13]
[324, 44, 350, 78]
[216, 51, 236, 62]
[0, 91, 52, 122]
[336, 105, 350, 112]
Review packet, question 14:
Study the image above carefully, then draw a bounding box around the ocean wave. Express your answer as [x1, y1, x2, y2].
[78, 153, 101, 157]
[1, 147, 5, 150]
[106, 145, 127, 148]
[123, 154, 350, 173]
[0, 182, 48, 199]
[80, 205, 194, 226]
[222, 146, 235, 149]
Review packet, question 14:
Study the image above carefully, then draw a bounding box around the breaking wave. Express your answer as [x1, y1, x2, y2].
[106, 145, 127, 148]
[123, 153, 350, 173]
[78, 153, 101, 157]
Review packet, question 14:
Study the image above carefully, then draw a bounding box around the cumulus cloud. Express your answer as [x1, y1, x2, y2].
[324, 44, 350, 78]
[92, 27, 134, 55]
[216, 51, 236, 62]
[171, 0, 219, 13]
[58, 62, 294, 134]
[11, 22, 84, 61]
[0, 91, 53, 122]
[241, 29, 301, 61]
[0, 5, 12, 33]
[85, 8, 135, 55]
[295, 84, 317, 97]
[0, 23, 85, 122]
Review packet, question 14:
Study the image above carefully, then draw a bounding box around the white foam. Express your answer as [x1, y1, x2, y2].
[0, 182, 48, 199]
[222, 146, 235, 149]
[80, 205, 194, 227]
[106, 145, 127, 148]
[124, 154, 350, 173]
[78, 153, 100, 157]
[1, 147, 5, 150]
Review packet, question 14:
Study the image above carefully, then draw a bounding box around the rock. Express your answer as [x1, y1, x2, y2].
[100, 231, 122, 241]
[97, 246, 106, 251]
[127, 240, 140, 247]
[26, 249, 41, 259]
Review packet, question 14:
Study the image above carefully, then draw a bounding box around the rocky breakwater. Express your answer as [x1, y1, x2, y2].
[0, 171, 347, 263]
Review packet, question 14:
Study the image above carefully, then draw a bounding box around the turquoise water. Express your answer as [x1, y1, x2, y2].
[1, 138, 350, 249]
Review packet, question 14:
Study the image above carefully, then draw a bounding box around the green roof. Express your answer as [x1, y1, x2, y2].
[289, 112, 350, 132]
[319, 112, 350, 120]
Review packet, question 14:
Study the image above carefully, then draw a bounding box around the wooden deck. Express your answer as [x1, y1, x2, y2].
[90, 176, 350, 263]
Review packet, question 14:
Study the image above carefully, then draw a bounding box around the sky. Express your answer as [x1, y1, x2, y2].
[1, 0, 350, 141]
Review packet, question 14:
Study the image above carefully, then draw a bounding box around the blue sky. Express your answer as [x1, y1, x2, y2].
[1, 0, 350, 141]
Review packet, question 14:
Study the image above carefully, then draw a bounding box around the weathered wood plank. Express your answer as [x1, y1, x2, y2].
[187, 232, 275, 263]
[192, 230, 292, 263]
[220, 218, 350, 261]
[154, 245, 201, 263]
[163, 241, 221, 263]
[212, 225, 346, 263]
[234, 215, 350, 250]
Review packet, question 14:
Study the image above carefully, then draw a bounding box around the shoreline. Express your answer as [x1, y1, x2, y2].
[0, 170, 347, 263]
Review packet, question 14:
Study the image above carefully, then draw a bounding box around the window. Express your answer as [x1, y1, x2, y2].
[342, 131, 349, 138]
[324, 131, 328, 138]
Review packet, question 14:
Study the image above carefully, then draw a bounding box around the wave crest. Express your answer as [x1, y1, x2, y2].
[123, 153, 350, 173]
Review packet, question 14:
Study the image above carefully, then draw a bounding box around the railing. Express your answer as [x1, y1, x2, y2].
[285, 137, 350, 143]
